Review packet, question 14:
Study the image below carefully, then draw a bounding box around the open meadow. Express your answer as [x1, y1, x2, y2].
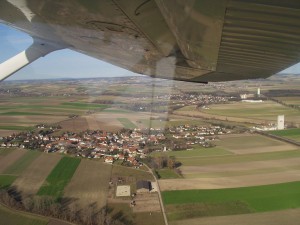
[269, 128, 300, 142]
[163, 181, 300, 221]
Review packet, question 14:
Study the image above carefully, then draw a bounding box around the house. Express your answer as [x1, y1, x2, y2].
[136, 180, 151, 193]
[104, 156, 114, 164]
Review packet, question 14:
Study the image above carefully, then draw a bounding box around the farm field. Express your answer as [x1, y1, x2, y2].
[117, 118, 138, 129]
[0, 203, 48, 225]
[4, 150, 41, 175]
[63, 160, 112, 210]
[162, 181, 300, 221]
[13, 153, 61, 196]
[0, 96, 110, 134]
[0, 175, 17, 189]
[269, 128, 300, 142]
[155, 169, 182, 179]
[37, 157, 81, 199]
[0, 149, 27, 173]
[214, 134, 297, 154]
[170, 208, 300, 225]
[153, 133, 300, 192]
[151, 147, 232, 158]
[274, 96, 300, 106]
[200, 101, 300, 124]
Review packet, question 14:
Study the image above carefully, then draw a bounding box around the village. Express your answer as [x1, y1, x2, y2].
[0, 123, 232, 168]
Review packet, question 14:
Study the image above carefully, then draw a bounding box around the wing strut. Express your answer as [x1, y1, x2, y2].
[0, 38, 65, 81]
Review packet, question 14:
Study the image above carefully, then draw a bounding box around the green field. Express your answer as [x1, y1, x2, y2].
[4, 151, 41, 175]
[155, 169, 182, 179]
[275, 97, 300, 106]
[163, 181, 300, 220]
[0, 204, 48, 225]
[0, 175, 17, 189]
[269, 128, 300, 141]
[37, 157, 80, 198]
[117, 118, 137, 129]
[61, 102, 108, 109]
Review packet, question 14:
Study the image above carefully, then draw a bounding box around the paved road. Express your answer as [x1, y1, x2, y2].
[144, 164, 169, 225]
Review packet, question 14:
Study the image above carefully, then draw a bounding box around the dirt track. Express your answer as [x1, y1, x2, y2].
[170, 208, 300, 225]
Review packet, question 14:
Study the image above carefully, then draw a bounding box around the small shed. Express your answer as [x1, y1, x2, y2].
[136, 180, 151, 193]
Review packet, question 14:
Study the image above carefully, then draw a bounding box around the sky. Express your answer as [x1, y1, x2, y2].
[0, 24, 139, 80]
[0, 23, 300, 81]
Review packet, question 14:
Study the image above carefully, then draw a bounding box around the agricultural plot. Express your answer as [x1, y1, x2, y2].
[4, 150, 41, 175]
[111, 165, 154, 193]
[163, 181, 300, 221]
[63, 160, 112, 209]
[151, 147, 232, 158]
[200, 101, 300, 124]
[155, 169, 181, 179]
[0, 204, 48, 225]
[37, 157, 80, 199]
[215, 134, 297, 154]
[0, 175, 17, 189]
[275, 96, 300, 106]
[269, 128, 300, 142]
[13, 153, 61, 196]
[0, 149, 26, 173]
[139, 119, 166, 129]
[170, 208, 300, 225]
[117, 118, 137, 129]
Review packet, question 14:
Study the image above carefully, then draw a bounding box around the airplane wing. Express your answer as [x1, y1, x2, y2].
[0, 0, 300, 82]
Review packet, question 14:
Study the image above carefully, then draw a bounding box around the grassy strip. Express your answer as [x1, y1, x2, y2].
[0, 175, 17, 189]
[4, 151, 41, 175]
[37, 157, 80, 198]
[269, 128, 300, 137]
[166, 201, 253, 220]
[0, 125, 34, 131]
[163, 181, 300, 214]
[61, 102, 108, 109]
[0, 203, 48, 225]
[155, 169, 181, 179]
[117, 118, 137, 129]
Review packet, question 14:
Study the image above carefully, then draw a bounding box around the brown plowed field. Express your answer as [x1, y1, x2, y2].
[63, 160, 112, 210]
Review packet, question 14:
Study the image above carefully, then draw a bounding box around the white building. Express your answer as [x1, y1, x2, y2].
[257, 88, 261, 96]
[277, 115, 284, 130]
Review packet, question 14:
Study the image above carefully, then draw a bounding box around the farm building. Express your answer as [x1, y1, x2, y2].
[136, 180, 151, 193]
